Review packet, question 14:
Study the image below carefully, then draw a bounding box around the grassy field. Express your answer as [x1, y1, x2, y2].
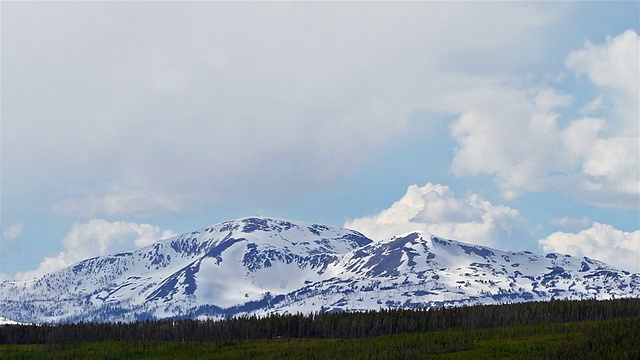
[2, 316, 637, 359]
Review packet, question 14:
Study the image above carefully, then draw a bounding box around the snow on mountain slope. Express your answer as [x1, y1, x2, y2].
[1, 217, 637, 324]
[0, 217, 371, 323]
[0, 316, 25, 325]
[261, 232, 638, 315]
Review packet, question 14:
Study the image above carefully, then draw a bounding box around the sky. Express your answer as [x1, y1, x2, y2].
[1, 1, 639, 279]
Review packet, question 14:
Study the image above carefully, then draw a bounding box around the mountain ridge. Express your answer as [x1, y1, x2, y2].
[1, 216, 637, 324]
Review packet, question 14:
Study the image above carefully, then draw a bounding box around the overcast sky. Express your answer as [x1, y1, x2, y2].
[1, 1, 638, 278]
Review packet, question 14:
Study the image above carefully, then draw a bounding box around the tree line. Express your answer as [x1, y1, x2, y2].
[1, 298, 638, 346]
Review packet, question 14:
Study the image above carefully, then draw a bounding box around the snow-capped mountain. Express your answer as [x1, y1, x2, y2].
[0, 316, 25, 325]
[1, 217, 638, 324]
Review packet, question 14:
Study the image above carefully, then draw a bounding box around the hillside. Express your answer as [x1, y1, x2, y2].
[1, 217, 637, 323]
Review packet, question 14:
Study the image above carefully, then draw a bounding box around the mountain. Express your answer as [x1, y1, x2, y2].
[0, 316, 25, 325]
[1, 217, 638, 323]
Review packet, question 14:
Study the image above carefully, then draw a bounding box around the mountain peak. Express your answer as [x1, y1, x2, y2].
[1, 217, 637, 323]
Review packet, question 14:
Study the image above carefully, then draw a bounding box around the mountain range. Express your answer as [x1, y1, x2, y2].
[1, 216, 638, 324]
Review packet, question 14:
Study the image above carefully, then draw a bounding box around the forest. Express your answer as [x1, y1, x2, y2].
[1, 298, 638, 359]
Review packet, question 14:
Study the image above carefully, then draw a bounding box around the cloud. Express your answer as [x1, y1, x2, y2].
[2, 223, 24, 241]
[1, 223, 24, 267]
[444, 30, 639, 208]
[15, 220, 176, 280]
[579, 95, 603, 115]
[539, 223, 640, 273]
[345, 183, 533, 250]
[566, 29, 639, 126]
[549, 216, 591, 231]
[52, 190, 185, 217]
[1, 2, 566, 217]
[446, 85, 572, 198]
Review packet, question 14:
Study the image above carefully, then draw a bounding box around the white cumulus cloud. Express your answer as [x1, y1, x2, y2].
[445, 30, 639, 208]
[345, 183, 533, 250]
[447, 86, 572, 198]
[539, 223, 640, 273]
[566, 29, 639, 126]
[15, 220, 176, 280]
